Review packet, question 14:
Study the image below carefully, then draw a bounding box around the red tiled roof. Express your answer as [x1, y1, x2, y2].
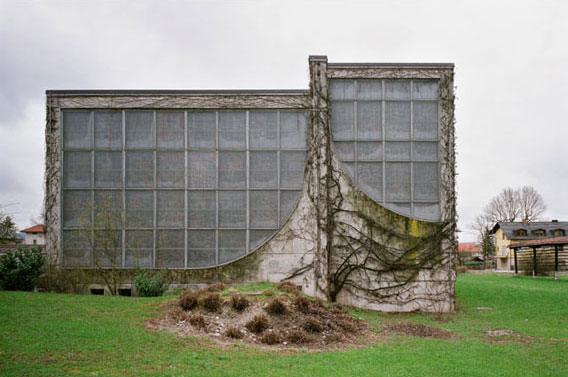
[20, 225, 45, 233]
[509, 236, 568, 249]
[458, 242, 481, 253]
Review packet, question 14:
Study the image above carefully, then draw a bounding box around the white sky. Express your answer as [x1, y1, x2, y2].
[1, 0, 566, 241]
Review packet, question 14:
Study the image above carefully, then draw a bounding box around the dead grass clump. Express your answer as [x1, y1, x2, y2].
[245, 315, 269, 334]
[179, 290, 200, 311]
[263, 289, 275, 296]
[189, 314, 206, 329]
[277, 281, 299, 294]
[225, 326, 243, 339]
[231, 295, 250, 312]
[204, 282, 225, 292]
[303, 317, 324, 333]
[168, 307, 191, 322]
[202, 293, 221, 312]
[337, 318, 359, 333]
[330, 302, 346, 314]
[286, 329, 315, 344]
[260, 331, 283, 345]
[265, 298, 287, 315]
[294, 295, 311, 314]
[324, 333, 344, 343]
[385, 322, 452, 339]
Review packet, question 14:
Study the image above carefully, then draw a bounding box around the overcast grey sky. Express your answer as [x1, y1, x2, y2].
[1, 0, 566, 241]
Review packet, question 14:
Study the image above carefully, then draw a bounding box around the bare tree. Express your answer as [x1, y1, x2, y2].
[518, 186, 547, 222]
[482, 187, 520, 223]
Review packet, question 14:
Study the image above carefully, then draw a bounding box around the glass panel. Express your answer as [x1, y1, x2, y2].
[126, 151, 154, 188]
[357, 162, 382, 201]
[280, 151, 305, 189]
[63, 152, 91, 188]
[357, 142, 382, 160]
[219, 151, 246, 189]
[250, 191, 278, 228]
[63, 190, 91, 227]
[250, 230, 275, 250]
[330, 80, 354, 100]
[413, 81, 439, 100]
[63, 111, 91, 149]
[280, 190, 301, 225]
[157, 111, 184, 148]
[414, 162, 439, 200]
[413, 101, 438, 140]
[93, 230, 122, 267]
[385, 162, 411, 201]
[414, 203, 440, 221]
[357, 101, 382, 140]
[188, 111, 216, 149]
[219, 191, 246, 228]
[94, 191, 122, 229]
[157, 152, 184, 188]
[187, 191, 216, 228]
[386, 202, 411, 217]
[125, 230, 153, 267]
[94, 111, 122, 149]
[385, 80, 410, 100]
[157, 190, 184, 227]
[218, 111, 246, 149]
[218, 230, 246, 264]
[94, 151, 122, 188]
[188, 230, 216, 267]
[156, 230, 184, 268]
[125, 111, 154, 148]
[125, 190, 153, 227]
[331, 101, 354, 140]
[385, 142, 411, 161]
[413, 142, 439, 161]
[249, 111, 277, 149]
[356, 80, 382, 100]
[63, 230, 91, 267]
[280, 111, 307, 149]
[250, 151, 277, 188]
[188, 151, 216, 188]
[343, 162, 355, 177]
[334, 142, 354, 161]
[385, 101, 411, 140]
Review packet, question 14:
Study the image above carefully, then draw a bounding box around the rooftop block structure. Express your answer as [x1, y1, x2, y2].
[45, 56, 456, 311]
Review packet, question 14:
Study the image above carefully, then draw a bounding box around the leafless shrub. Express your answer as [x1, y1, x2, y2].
[303, 317, 324, 333]
[265, 298, 287, 315]
[202, 293, 221, 312]
[294, 295, 311, 314]
[179, 290, 200, 311]
[245, 315, 269, 334]
[260, 331, 282, 345]
[286, 329, 315, 344]
[225, 326, 243, 339]
[231, 295, 250, 312]
[168, 306, 191, 322]
[189, 314, 206, 329]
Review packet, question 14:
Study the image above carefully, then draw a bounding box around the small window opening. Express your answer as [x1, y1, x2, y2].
[534, 229, 546, 236]
[118, 288, 132, 297]
[90, 288, 104, 295]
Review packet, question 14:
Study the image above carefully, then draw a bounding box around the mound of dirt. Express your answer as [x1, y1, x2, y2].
[147, 283, 381, 350]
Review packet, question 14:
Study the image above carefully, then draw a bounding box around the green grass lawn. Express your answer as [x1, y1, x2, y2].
[1, 273, 567, 377]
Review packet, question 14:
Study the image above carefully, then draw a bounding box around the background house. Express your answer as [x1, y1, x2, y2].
[20, 225, 46, 246]
[457, 242, 482, 263]
[491, 221, 568, 271]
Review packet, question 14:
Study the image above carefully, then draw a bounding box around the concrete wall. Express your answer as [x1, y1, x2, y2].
[45, 56, 456, 312]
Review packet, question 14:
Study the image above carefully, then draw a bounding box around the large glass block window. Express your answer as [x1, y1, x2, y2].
[62, 109, 307, 268]
[330, 79, 440, 220]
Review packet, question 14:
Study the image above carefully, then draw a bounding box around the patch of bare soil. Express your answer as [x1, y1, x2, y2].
[147, 283, 383, 351]
[383, 321, 454, 339]
[485, 329, 536, 345]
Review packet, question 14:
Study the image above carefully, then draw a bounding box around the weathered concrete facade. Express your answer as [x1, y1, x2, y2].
[45, 56, 456, 311]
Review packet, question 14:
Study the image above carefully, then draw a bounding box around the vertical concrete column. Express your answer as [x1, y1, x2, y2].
[308, 55, 330, 300]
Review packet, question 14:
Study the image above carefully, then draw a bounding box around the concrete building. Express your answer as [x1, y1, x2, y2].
[44, 56, 456, 311]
